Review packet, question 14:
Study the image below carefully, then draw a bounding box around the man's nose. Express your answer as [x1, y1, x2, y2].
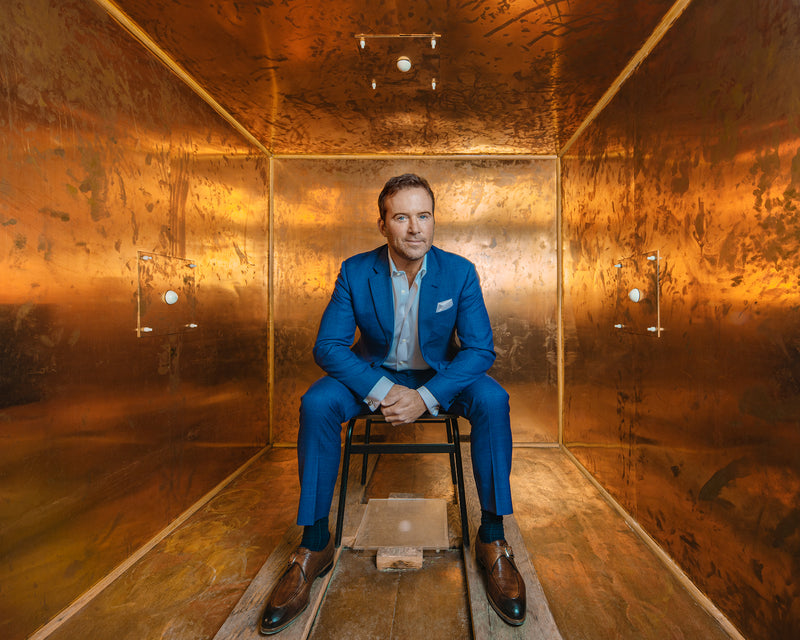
[408, 216, 420, 233]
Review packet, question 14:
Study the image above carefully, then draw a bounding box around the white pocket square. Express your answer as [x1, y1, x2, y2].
[436, 299, 453, 313]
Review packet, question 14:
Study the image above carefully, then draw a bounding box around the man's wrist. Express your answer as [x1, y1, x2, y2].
[365, 376, 394, 411]
[417, 385, 440, 416]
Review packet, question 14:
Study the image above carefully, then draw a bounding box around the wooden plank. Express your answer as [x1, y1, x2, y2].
[462, 444, 564, 640]
[211, 525, 315, 640]
[213, 451, 377, 639]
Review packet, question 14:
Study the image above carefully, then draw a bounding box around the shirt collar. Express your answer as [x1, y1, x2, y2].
[388, 252, 427, 279]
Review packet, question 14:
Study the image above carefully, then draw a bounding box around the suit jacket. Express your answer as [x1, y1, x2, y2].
[313, 245, 496, 409]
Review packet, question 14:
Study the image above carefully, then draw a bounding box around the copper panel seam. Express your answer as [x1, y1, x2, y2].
[559, 0, 693, 157]
[272, 154, 561, 160]
[91, 0, 272, 156]
[268, 156, 275, 445]
[556, 156, 564, 446]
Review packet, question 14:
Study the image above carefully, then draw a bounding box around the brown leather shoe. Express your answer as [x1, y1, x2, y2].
[260, 538, 335, 635]
[475, 538, 526, 626]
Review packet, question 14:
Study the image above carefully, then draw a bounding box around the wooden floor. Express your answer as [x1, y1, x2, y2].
[43, 443, 735, 640]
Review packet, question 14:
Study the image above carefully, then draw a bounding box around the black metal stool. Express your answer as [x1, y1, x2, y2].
[334, 412, 470, 548]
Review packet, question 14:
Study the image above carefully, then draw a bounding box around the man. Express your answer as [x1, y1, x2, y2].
[260, 174, 525, 634]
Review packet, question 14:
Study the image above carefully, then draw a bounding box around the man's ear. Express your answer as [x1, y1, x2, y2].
[377, 217, 386, 237]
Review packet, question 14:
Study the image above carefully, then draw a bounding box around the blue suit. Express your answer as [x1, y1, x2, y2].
[296, 245, 513, 525]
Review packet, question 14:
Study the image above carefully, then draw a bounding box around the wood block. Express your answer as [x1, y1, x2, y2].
[376, 546, 424, 570]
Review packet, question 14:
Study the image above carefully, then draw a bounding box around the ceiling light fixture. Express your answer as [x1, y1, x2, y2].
[355, 32, 442, 48]
[355, 33, 441, 91]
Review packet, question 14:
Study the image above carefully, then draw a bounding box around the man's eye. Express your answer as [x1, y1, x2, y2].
[419, 214, 430, 220]
[395, 215, 407, 221]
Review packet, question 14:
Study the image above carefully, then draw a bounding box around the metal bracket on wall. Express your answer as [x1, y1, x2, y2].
[136, 251, 198, 337]
[612, 250, 662, 337]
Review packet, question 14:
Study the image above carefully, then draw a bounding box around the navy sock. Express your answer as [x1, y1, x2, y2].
[300, 516, 330, 551]
[478, 509, 505, 543]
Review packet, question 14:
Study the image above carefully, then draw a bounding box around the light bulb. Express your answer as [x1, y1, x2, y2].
[396, 56, 412, 72]
[431, 37, 437, 49]
[371, 79, 377, 90]
[359, 37, 365, 49]
[431, 78, 437, 90]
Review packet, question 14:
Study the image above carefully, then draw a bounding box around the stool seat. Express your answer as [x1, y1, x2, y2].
[334, 412, 470, 548]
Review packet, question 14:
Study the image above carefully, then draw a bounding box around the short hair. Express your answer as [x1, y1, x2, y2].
[378, 173, 436, 221]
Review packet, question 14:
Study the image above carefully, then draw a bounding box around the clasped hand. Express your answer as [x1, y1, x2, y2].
[380, 384, 426, 425]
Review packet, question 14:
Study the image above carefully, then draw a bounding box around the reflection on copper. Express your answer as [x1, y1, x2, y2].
[1, 2, 269, 639]
[562, 1, 800, 638]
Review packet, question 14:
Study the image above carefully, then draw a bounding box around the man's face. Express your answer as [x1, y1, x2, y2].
[378, 186, 435, 269]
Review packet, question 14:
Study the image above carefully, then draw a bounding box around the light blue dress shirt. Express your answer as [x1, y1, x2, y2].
[364, 253, 440, 415]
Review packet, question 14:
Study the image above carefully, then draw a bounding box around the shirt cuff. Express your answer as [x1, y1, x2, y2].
[417, 385, 440, 416]
[365, 376, 394, 412]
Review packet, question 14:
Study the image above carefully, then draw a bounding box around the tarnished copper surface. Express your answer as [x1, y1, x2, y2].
[562, 1, 800, 638]
[0, 2, 269, 639]
[110, 0, 675, 155]
[272, 158, 558, 444]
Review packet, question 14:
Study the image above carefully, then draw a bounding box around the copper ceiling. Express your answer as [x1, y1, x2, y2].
[109, 0, 676, 155]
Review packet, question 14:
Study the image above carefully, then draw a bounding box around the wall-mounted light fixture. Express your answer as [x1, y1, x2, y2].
[612, 250, 662, 337]
[137, 251, 197, 337]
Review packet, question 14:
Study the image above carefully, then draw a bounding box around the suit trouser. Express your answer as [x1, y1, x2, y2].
[296, 368, 513, 526]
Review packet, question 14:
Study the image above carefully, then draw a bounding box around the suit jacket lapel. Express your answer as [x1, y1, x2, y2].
[368, 246, 394, 343]
[419, 246, 440, 332]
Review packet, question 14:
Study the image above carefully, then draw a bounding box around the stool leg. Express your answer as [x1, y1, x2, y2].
[450, 417, 470, 547]
[335, 418, 356, 548]
[361, 418, 371, 485]
[445, 419, 457, 484]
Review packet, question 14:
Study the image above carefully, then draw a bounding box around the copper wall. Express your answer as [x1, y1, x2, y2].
[0, 2, 269, 639]
[561, 1, 800, 638]
[273, 158, 558, 445]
